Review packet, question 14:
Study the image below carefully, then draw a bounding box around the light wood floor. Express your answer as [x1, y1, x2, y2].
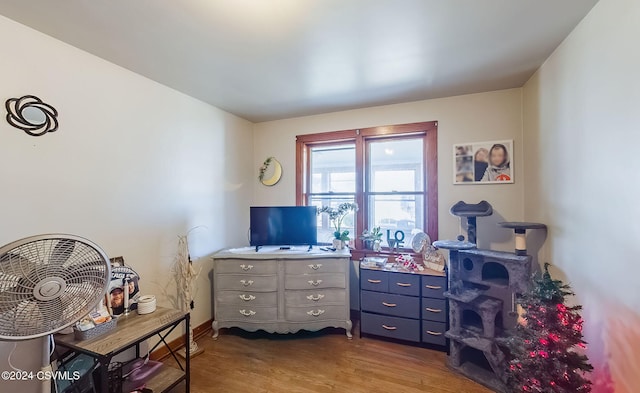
[165, 326, 492, 393]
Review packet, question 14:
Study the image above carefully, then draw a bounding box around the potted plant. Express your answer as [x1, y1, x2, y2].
[317, 203, 358, 250]
[360, 226, 383, 251]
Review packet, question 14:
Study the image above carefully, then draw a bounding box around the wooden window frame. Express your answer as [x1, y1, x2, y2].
[296, 121, 438, 250]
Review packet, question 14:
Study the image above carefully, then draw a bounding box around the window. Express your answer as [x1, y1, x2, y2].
[296, 122, 438, 250]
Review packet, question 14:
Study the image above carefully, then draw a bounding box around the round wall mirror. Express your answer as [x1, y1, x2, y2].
[21, 106, 47, 125]
[259, 157, 282, 186]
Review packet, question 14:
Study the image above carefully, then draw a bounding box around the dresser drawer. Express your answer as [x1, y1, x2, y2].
[215, 305, 277, 322]
[361, 291, 420, 318]
[421, 320, 447, 346]
[360, 269, 388, 292]
[285, 289, 347, 307]
[421, 298, 446, 322]
[216, 290, 277, 306]
[284, 259, 347, 274]
[216, 274, 277, 292]
[285, 273, 345, 290]
[388, 273, 420, 297]
[361, 312, 420, 342]
[285, 305, 346, 322]
[421, 275, 446, 299]
[215, 259, 277, 275]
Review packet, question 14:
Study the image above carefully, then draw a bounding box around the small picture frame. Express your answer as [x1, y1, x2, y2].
[453, 139, 514, 184]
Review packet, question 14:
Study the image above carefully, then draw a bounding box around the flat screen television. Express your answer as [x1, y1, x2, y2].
[250, 206, 317, 250]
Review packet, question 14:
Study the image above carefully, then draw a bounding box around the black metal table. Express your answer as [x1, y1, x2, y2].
[55, 307, 190, 393]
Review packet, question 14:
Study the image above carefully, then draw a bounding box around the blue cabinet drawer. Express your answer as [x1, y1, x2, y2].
[388, 273, 420, 296]
[361, 291, 420, 318]
[421, 320, 447, 346]
[360, 269, 388, 292]
[421, 298, 446, 322]
[361, 312, 421, 342]
[421, 275, 446, 299]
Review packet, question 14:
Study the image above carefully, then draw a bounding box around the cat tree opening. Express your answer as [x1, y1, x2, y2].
[481, 262, 509, 286]
[460, 346, 494, 373]
[462, 309, 484, 334]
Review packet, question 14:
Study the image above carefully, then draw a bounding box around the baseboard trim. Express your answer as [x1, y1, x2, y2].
[150, 318, 212, 361]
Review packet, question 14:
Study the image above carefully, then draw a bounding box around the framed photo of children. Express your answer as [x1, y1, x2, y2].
[453, 140, 514, 184]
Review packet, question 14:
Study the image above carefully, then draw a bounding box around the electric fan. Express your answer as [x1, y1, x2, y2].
[0, 234, 111, 392]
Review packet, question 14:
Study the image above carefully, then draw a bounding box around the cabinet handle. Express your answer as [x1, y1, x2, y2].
[308, 264, 322, 270]
[367, 279, 382, 284]
[307, 309, 325, 317]
[425, 285, 442, 290]
[240, 279, 254, 287]
[382, 302, 397, 307]
[308, 280, 323, 286]
[382, 324, 397, 331]
[240, 264, 254, 271]
[426, 330, 442, 336]
[306, 294, 325, 301]
[239, 294, 256, 301]
[425, 307, 442, 313]
[396, 282, 412, 287]
[239, 309, 256, 317]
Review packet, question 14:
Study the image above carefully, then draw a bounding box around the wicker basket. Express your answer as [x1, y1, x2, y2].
[73, 318, 117, 341]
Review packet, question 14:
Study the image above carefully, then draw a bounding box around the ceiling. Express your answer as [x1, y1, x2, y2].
[0, 0, 599, 122]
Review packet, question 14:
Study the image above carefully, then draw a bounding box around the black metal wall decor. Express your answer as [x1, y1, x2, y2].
[5, 95, 59, 136]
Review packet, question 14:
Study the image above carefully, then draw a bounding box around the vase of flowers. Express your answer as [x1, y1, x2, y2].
[360, 226, 383, 251]
[317, 202, 358, 250]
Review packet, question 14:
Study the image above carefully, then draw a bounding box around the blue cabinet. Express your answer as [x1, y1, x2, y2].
[360, 265, 447, 348]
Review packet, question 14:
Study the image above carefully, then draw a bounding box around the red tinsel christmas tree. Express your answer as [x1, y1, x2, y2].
[504, 263, 593, 393]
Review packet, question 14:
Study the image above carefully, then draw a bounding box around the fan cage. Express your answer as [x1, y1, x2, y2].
[0, 234, 111, 340]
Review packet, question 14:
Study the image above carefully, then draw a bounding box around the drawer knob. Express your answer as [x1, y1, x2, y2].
[308, 280, 323, 286]
[381, 324, 397, 331]
[306, 294, 325, 301]
[425, 285, 442, 290]
[307, 309, 325, 317]
[426, 330, 442, 336]
[367, 279, 382, 284]
[240, 264, 254, 271]
[239, 309, 256, 317]
[239, 294, 256, 301]
[240, 279, 254, 287]
[308, 264, 323, 270]
[382, 302, 397, 307]
[396, 282, 412, 287]
[425, 307, 442, 313]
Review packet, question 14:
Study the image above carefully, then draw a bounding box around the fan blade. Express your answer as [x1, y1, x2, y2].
[0, 252, 36, 281]
[51, 239, 76, 264]
[0, 289, 24, 314]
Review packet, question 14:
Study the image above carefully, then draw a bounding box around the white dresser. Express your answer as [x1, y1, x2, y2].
[212, 247, 352, 339]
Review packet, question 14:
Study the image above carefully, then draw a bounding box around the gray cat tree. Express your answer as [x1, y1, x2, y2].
[434, 201, 546, 392]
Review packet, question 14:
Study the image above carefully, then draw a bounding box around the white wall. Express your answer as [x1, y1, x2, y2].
[522, 0, 640, 391]
[253, 89, 526, 308]
[253, 88, 525, 249]
[0, 15, 253, 392]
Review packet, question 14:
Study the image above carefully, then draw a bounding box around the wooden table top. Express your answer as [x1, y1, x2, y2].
[55, 307, 187, 357]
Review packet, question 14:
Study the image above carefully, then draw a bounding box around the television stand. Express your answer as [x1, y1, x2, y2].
[211, 247, 352, 339]
[254, 245, 262, 252]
